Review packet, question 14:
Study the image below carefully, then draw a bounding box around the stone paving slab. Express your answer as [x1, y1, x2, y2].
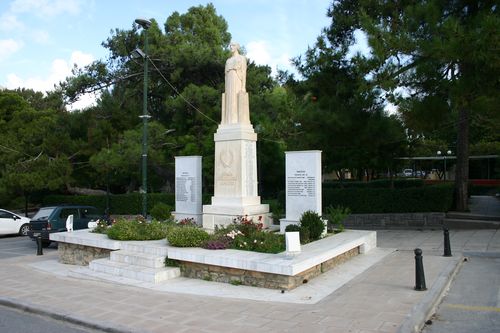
[0, 229, 498, 333]
[29, 247, 395, 305]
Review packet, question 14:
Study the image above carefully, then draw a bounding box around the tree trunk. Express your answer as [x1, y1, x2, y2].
[454, 105, 469, 211]
[24, 192, 29, 217]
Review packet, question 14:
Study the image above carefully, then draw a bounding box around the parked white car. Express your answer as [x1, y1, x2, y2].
[402, 169, 414, 177]
[0, 209, 31, 236]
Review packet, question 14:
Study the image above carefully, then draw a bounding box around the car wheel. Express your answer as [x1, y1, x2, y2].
[42, 240, 52, 248]
[19, 223, 30, 236]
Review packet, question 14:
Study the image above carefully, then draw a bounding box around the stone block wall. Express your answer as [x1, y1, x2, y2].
[58, 242, 112, 265]
[344, 213, 445, 229]
[178, 247, 359, 290]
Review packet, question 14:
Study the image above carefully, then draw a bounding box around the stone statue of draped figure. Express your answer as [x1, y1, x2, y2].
[222, 42, 250, 124]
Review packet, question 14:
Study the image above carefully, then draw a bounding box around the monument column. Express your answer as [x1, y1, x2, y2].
[202, 43, 270, 230]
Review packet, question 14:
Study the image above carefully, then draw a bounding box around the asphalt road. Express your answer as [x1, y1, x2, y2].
[0, 235, 57, 259]
[0, 305, 104, 333]
[422, 255, 500, 333]
[0, 236, 105, 333]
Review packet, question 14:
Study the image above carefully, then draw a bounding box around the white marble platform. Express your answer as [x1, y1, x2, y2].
[50, 229, 376, 277]
[50, 229, 121, 250]
[168, 229, 376, 276]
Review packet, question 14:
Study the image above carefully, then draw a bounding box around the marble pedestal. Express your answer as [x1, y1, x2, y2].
[203, 124, 270, 230]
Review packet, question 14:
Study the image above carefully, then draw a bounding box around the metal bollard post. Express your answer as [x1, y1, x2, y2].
[414, 248, 427, 291]
[443, 227, 452, 257]
[36, 235, 43, 256]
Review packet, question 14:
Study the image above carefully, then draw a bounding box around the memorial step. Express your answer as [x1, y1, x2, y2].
[110, 250, 166, 268]
[121, 241, 169, 256]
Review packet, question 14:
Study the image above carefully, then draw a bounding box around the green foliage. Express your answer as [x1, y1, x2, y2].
[264, 198, 284, 223]
[299, 211, 325, 241]
[230, 280, 242, 286]
[322, 184, 454, 214]
[106, 218, 170, 240]
[150, 203, 172, 221]
[166, 226, 210, 247]
[323, 179, 425, 189]
[284, 224, 310, 244]
[202, 217, 285, 253]
[231, 230, 285, 254]
[164, 257, 180, 267]
[284, 224, 301, 232]
[325, 205, 351, 232]
[91, 219, 110, 234]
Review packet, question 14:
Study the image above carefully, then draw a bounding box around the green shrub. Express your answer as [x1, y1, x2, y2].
[106, 218, 170, 240]
[284, 224, 301, 232]
[150, 203, 172, 221]
[325, 205, 350, 232]
[231, 230, 285, 253]
[164, 257, 179, 267]
[233, 215, 263, 236]
[91, 219, 110, 234]
[263, 199, 284, 223]
[300, 210, 325, 241]
[204, 219, 285, 253]
[284, 224, 310, 244]
[166, 226, 210, 247]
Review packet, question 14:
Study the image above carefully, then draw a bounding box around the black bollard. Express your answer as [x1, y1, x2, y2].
[414, 248, 427, 291]
[443, 227, 452, 257]
[36, 235, 43, 255]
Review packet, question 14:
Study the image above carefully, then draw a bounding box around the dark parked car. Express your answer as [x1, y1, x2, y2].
[28, 205, 102, 246]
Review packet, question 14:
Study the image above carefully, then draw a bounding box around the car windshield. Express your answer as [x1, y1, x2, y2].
[32, 208, 55, 220]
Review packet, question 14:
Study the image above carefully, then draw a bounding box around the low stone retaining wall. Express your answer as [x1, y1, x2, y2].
[179, 247, 360, 290]
[58, 243, 112, 265]
[344, 212, 445, 229]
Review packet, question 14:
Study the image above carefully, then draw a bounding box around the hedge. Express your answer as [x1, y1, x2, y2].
[43, 182, 453, 215]
[322, 183, 454, 213]
[42, 193, 175, 215]
[323, 178, 425, 190]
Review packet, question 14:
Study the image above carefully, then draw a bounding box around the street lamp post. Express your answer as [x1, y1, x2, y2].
[437, 150, 452, 181]
[135, 18, 152, 218]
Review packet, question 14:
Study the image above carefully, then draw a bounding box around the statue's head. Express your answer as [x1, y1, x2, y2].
[230, 42, 240, 53]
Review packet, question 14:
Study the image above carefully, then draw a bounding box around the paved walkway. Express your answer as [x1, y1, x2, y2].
[1, 229, 499, 333]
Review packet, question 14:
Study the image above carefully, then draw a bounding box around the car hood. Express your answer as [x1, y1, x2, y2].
[18, 216, 31, 224]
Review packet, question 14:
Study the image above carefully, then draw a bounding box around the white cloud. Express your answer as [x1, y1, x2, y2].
[70, 51, 94, 67]
[5, 50, 98, 110]
[347, 30, 372, 59]
[0, 13, 25, 32]
[67, 92, 98, 111]
[31, 30, 50, 44]
[0, 39, 24, 61]
[10, 0, 82, 18]
[246, 40, 293, 75]
[246, 40, 272, 65]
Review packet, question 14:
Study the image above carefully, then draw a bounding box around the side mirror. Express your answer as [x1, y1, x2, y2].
[12, 215, 18, 220]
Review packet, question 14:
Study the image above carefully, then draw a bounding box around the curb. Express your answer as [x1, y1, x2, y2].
[463, 251, 500, 258]
[0, 297, 142, 333]
[397, 254, 464, 333]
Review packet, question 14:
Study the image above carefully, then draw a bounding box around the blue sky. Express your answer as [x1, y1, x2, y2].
[0, 0, 338, 109]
